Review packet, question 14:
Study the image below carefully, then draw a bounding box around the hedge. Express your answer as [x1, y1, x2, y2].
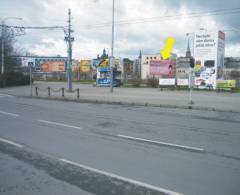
[0, 72, 30, 88]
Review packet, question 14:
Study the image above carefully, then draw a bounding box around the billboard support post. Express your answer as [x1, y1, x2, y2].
[28, 62, 33, 97]
[188, 68, 194, 104]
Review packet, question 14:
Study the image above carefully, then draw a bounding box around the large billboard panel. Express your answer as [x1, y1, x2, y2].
[41, 61, 65, 72]
[149, 60, 176, 77]
[80, 60, 91, 73]
[194, 30, 225, 89]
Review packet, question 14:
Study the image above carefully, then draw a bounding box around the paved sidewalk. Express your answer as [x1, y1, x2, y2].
[0, 81, 240, 112]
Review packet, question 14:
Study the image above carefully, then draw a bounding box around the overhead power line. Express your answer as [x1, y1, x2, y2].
[3, 25, 66, 30]
[78, 7, 240, 30]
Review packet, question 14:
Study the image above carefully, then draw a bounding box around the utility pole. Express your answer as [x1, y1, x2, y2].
[1, 21, 4, 74]
[65, 9, 74, 92]
[110, 0, 115, 93]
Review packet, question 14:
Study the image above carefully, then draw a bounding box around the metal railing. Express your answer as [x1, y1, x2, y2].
[35, 86, 80, 99]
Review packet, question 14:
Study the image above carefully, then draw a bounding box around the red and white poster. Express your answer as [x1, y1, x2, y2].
[149, 60, 176, 77]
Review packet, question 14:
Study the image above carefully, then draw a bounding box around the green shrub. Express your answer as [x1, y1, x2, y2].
[0, 72, 30, 88]
[146, 77, 159, 88]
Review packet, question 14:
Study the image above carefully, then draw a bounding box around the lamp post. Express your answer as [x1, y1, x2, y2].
[1, 17, 22, 74]
[186, 32, 195, 104]
[110, 0, 115, 93]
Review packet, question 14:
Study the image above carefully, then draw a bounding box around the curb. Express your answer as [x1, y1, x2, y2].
[17, 95, 239, 113]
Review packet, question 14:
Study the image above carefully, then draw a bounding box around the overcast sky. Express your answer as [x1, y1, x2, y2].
[1, 0, 240, 59]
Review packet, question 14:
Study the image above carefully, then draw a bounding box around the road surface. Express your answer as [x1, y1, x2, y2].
[0, 95, 240, 195]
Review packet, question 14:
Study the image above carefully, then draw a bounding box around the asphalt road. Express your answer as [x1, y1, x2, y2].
[0, 95, 240, 195]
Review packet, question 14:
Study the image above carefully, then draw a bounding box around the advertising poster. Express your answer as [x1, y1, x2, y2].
[80, 60, 91, 73]
[216, 80, 236, 89]
[41, 61, 65, 72]
[194, 30, 225, 89]
[159, 78, 175, 86]
[177, 79, 189, 86]
[150, 60, 176, 77]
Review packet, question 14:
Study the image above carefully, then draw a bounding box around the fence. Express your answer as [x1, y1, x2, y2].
[35, 86, 80, 99]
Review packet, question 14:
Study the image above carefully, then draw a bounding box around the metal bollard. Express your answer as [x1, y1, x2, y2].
[62, 88, 65, 97]
[48, 87, 51, 97]
[35, 86, 38, 96]
[77, 88, 80, 99]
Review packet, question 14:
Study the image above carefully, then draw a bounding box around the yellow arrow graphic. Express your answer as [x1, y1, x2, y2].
[160, 37, 175, 60]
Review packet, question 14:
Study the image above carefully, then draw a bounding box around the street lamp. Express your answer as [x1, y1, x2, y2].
[186, 33, 195, 104]
[110, 0, 115, 93]
[1, 17, 22, 74]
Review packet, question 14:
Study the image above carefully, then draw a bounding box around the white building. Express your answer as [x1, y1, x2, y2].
[141, 54, 161, 79]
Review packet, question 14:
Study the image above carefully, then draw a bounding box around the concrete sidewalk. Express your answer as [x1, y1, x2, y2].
[1, 81, 240, 112]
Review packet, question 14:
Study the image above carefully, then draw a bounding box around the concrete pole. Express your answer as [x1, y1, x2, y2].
[1, 21, 4, 74]
[110, 0, 115, 93]
[67, 9, 73, 92]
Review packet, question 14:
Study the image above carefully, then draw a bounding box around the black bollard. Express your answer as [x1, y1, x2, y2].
[35, 87, 38, 96]
[48, 87, 51, 97]
[62, 88, 65, 97]
[77, 88, 80, 99]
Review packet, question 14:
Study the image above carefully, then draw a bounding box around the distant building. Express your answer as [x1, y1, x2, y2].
[141, 54, 161, 79]
[176, 57, 190, 79]
[176, 40, 191, 79]
[223, 57, 240, 86]
[133, 50, 142, 78]
[122, 58, 134, 81]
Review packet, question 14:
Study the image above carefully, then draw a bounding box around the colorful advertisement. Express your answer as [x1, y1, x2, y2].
[80, 60, 91, 73]
[149, 60, 176, 77]
[41, 61, 65, 72]
[216, 80, 236, 89]
[194, 30, 225, 89]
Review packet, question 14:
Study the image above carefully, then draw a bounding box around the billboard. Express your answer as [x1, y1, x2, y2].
[194, 30, 225, 89]
[159, 78, 175, 86]
[41, 61, 65, 72]
[177, 79, 189, 86]
[150, 60, 176, 77]
[216, 80, 236, 89]
[80, 60, 91, 73]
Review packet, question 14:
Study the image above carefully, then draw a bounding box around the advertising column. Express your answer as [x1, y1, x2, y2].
[194, 30, 225, 89]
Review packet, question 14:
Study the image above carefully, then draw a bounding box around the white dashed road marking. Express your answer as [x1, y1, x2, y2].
[0, 110, 19, 117]
[0, 137, 24, 148]
[60, 158, 184, 195]
[38, 120, 82, 130]
[117, 134, 204, 152]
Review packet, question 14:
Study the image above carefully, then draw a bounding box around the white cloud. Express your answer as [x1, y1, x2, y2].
[225, 44, 240, 57]
[3, 0, 240, 59]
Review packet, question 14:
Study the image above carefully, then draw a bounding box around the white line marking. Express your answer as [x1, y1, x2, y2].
[117, 134, 204, 152]
[60, 158, 183, 195]
[0, 93, 15, 98]
[0, 137, 23, 148]
[0, 110, 19, 117]
[38, 120, 82, 130]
